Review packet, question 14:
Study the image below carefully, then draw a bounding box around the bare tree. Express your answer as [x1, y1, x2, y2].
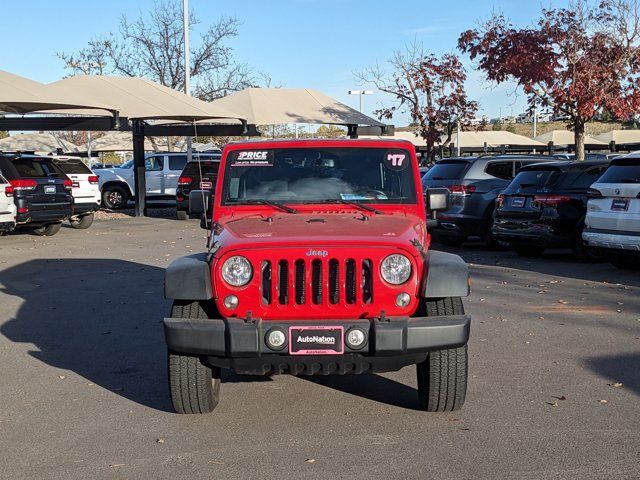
[58, 0, 264, 97]
[356, 42, 478, 161]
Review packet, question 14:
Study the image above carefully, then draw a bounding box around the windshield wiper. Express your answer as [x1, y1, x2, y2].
[241, 199, 298, 214]
[305, 199, 383, 215]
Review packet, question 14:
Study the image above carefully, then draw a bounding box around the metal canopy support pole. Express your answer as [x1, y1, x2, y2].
[132, 120, 147, 217]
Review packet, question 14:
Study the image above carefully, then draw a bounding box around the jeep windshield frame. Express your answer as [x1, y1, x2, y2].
[220, 147, 418, 206]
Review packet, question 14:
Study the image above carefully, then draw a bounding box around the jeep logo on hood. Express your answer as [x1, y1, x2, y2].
[306, 249, 328, 257]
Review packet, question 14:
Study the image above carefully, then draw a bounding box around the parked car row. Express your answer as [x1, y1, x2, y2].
[423, 154, 640, 269]
[0, 153, 100, 236]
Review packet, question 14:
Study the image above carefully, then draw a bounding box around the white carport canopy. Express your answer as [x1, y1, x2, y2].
[75, 132, 166, 153]
[211, 88, 385, 126]
[594, 130, 640, 145]
[0, 132, 79, 153]
[359, 131, 427, 146]
[535, 130, 606, 146]
[0, 70, 113, 115]
[442, 131, 545, 148]
[46, 76, 244, 122]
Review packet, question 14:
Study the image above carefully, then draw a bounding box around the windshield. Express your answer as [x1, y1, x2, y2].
[182, 160, 220, 177]
[222, 147, 417, 205]
[423, 161, 470, 181]
[53, 158, 92, 175]
[12, 158, 63, 178]
[506, 169, 562, 191]
[597, 163, 640, 183]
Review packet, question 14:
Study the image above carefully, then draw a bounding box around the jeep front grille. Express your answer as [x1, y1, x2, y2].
[261, 257, 374, 306]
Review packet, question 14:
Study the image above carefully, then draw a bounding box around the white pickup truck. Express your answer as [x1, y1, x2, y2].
[95, 153, 195, 209]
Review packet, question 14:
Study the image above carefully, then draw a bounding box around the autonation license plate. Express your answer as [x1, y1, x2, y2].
[611, 199, 629, 211]
[44, 186, 56, 194]
[289, 326, 344, 355]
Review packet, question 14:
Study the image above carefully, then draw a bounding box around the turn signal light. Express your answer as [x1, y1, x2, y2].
[10, 179, 37, 190]
[449, 184, 476, 195]
[178, 176, 192, 186]
[533, 195, 571, 206]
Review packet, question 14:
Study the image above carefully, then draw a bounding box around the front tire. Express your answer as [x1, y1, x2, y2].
[32, 222, 62, 236]
[102, 184, 129, 209]
[512, 244, 545, 258]
[69, 213, 94, 229]
[416, 297, 468, 412]
[168, 301, 221, 414]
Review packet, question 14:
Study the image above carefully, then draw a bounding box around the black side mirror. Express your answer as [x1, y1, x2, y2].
[424, 187, 450, 212]
[189, 190, 212, 230]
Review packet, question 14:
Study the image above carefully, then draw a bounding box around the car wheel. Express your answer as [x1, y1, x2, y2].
[167, 301, 221, 414]
[572, 231, 603, 263]
[416, 297, 468, 412]
[176, 210, 188, 221]
[32, 222, 62, 236]
[437, 236, 466, 247]
[69, 213, 94, 230]
[607, 251, 640, 270]
[512, 244, 545, 258]
[102, 185, 129, 210]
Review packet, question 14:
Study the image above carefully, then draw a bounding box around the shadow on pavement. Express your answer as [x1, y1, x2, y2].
[434, 241, 640, 288]
[585, 353, 640, 396]
[0, 258, 173, 412]
[303, 373, 421, 410]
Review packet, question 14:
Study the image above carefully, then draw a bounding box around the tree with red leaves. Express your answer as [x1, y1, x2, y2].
[459, 0, 640, 160]
[356, 43, 478, 161]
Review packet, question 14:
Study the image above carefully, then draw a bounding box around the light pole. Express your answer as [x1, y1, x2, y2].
[183, 0, 192, 158]
[348, 90, 373, 113]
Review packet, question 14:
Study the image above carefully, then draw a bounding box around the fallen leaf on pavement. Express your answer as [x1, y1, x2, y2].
[58, 375, 66, 380]
[610, 383, 623, 388]
[306, 458, 316, 464]
[599, 399, 609, 404]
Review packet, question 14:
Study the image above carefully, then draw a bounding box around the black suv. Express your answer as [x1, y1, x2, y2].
[492, 160, 610, 260]
[176, 155, 220, 220]
[422, 155, 563, 246]
[0, 154, 73, 236]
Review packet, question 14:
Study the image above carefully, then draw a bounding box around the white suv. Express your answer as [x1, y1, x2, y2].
[52, 156, 101, 229]
[0, 173, 17, 235]
[95, 153, 194, 209]
[583, 155, 640, 269]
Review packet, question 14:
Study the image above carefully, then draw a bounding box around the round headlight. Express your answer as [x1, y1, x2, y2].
[221, 256, 252, 286]
[380, 254, 412, 285]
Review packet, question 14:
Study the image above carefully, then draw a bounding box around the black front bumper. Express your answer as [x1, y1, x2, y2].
[73, 202, 99, 215]
[164, 316, 470, 374]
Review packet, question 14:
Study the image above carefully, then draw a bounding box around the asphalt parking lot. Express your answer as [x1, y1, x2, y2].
[0, 216, 638, 480]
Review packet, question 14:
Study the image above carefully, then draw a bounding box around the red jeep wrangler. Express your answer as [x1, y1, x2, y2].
[163, 139, 471, 414]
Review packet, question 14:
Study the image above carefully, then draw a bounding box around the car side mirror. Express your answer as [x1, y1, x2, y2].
[189, 190, 212, 230]
[425, 187, 450, 212]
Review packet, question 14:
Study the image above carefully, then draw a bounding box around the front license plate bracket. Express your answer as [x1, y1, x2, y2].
[289, 326, 344, 355]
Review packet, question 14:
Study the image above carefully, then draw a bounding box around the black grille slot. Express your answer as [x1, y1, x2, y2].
[345, 259, 356, 304]
[362, 259, 373, 304]
[329, 259, 339, 304]
[311, 259, 322, 304]
[278, 260, 288, 305]
[261, 261, 272, 304]
[295, 260, 306, 304]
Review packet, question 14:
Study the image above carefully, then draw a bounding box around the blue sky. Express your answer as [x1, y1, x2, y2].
[1, 0, 567, 125]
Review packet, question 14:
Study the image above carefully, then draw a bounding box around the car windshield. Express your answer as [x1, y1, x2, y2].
[507, 169, 562, 190]
[12, 158, 63, 178]
[222, 147, 417, 205]
[597, 163, 640, 183]
[423, 161, 470, 180]
[53, 158, 92, 175]
[182, 160, 220, 177]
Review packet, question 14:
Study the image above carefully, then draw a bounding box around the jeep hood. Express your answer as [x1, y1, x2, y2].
[215, 212, 426, 250]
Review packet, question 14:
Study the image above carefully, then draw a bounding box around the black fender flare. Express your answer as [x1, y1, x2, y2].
[422, 250, 470, 298]
[164, 253, 212, 300]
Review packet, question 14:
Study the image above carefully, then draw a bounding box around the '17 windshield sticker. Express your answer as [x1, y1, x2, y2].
[230, 150, 274, 167]
[384, 149, 409, 171]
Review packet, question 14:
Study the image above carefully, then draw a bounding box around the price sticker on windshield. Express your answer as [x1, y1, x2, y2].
[230, 150, 274, 167]
[384, 150, 409, 171]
